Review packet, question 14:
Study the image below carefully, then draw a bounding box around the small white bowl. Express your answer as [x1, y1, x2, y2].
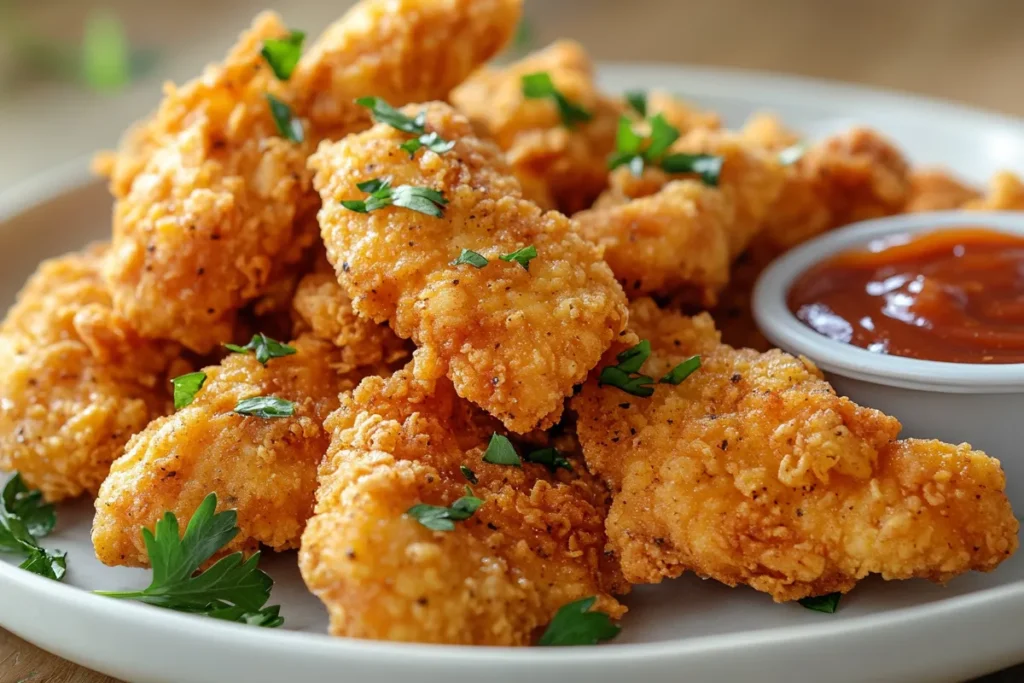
[753, 211, 1024, 502]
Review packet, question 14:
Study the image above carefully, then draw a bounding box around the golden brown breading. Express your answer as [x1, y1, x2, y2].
[311, 101, 628, 433]
[291, 271, 411, 372]
[575, 180, 732, 303]
[0, 245, 185, 501]
[294, 0, 520, 140]
[645, 90, 721, 135]
[299, 364, 625, 645]
[904, 168, 981, 212]
[99, 12, 317, 353]
[451, 40, 623, 214]
[573, 300, 1018, 601]
[92, 335, 349, 567]
[740, 112, 801, 151]
[963, 170, 1024, 210]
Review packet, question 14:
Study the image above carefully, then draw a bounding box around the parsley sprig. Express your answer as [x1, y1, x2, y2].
[260, 30, 304, 81]
[538, 596, 620, 646]
[266, 93, 304, 143]
[94, 493, 283, 627]
[450, 246, 538, 271]
[522, 71, 592, 128]
[0, 474, 65, 581]
[356, 97, 454, 157]
[234, 396, 295, 418]
[600, 341, 702, 397]
[481, 434, 572, 472]
[523, 447, 573, 472]
[341, 178, 448, 218]
[608, 113, 722, 185]
[660, 355, 701, 385]
[625, 90, 647, 117]
[799, 592, 841, 614]
[225, 333, 296, 365]
[171, 372, 206, 410]
[407, 486, 483, 531]
[499, 245, 538, 271]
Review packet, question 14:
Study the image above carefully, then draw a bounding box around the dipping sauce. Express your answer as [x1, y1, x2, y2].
[787, 227, 1024, 363]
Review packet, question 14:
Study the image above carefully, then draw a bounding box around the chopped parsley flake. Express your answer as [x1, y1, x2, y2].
[451, 249, 488, 268]
[608, 112, 723, 185]
[460, 466, 478, 485]
[523, 447, 573, 472]
[660, 152, 723, 186]
[482, 433, 522, 467]
[341, 178, 448, 217]
[260, 30, 305, 80]
[538, 596, 621, 646]
[171, 371, 207, 410]
[233, 396, 295, 419]
[599, 341, 655, 397]
[407, 487, 483, 531]
[625, 90, 647, 117]
[0, 474, 65, 581]
[224, 333, 296, 365]
[356, 97, 454, 157]
[660, 355, 701, 385]
[799, 593, 841, 614]
[498, 245, 537, 271]
[521, 71, 592, 128]
[265, 94, 304, 143]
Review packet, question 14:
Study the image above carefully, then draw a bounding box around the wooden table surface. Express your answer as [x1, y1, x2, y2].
[2, 0, 1023, 681]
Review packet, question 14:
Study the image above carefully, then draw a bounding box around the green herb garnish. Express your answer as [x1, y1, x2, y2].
[171, 371, 207, 410]
[521, 72, 592, 128]
[608, 114, 680, 177]
[0, 474, 65, 581]
[341, 178, 448, 217]
[94, 493, 283, 627]
[260, 30, 304, 81]
[356, 97, 454, 157]
[498, 245, 537, 271]
[660, 355, 701, 385]
[265, 94, 304, 143]
[452, 249, 488, 268]
[523, 447, 573, 472]
[625, 90, 647, 117]
[799, 593, 841, 614]
[598, 341, 655, 397]
[660, 152, 723, 186]
[482, 433, 521, 467]
[460, 466, 478, 485]
[538, 596, 621, 646]
[234, 396, 295, 419]
[224, 333, 296, 366]
[407, 487, 484, 531]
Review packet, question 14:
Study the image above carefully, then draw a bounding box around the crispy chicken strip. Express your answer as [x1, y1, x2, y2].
[904, 168, 981, 212]
[0, 245, 186, 501]
[299, 364, 626, 645]
[92, 335, 350, 566]
[573, 299, 1018, 601]
[311, 102, 628, 432]
[451, 40, 623, 214]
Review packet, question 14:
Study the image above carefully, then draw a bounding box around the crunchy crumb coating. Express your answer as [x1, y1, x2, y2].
[0, 245, 186, 501]
[311, 102, 628, 433]
[451, 40, 623, 214]
[99, 12, 317, 353]
[573, 299, 1018, 601]
[92, 335, 350, 567]
[299, 365, 626, 645]
[292, 271, 411, 373]
[904, 168, 981, 212]
[575, 180, 732, 303]
[964, 170, 1024, 210]
[645, 90, 721, 134]
[740, 112, 801, 151]
[293, 0, 521, 140]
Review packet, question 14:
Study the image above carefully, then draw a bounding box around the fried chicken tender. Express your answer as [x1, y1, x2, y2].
[299, 364, 625, 645]
[98, 12, 317, 353]
[573, 299, 1018, 601]
[645, 90, 721, 135]
[451, 40, 623, 214]
[311, 102, 628, 433]
[904, 168, 981, 212]
[964, 170, 1024, 210]
[293, 0, 521, 140]
[0, 245, 185, 502]
[93, 335, 349, 567]
[740, 112, 801, 151]
[575, 180, 732, 303]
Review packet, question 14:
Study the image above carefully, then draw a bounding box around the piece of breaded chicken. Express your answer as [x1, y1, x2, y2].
[293, 0, 521, 140]
[311, 101, 628, 433]
[299, 363, 626, 645]
[573, 299, 1019, 601]
[451, 40, 623, 214]
[904, 168, 981, 212]
[0, 245, 186, 502]
[740, 112, 801, 151]
[575, 180, 732, 303]
[963, 170, 1024, 210]
[645, 90, 721, 135]
[92, 335, 350, 567]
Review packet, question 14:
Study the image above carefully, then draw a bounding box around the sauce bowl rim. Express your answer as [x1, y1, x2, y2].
[753, 210, 1024, 393]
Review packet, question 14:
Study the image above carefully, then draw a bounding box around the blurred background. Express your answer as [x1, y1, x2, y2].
[2, 0, 1024, 191]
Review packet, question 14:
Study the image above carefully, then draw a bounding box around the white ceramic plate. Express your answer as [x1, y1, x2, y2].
[2, 64, 1024, 683]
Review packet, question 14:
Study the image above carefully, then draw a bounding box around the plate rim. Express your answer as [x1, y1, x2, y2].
[1, 61, 1023, 669]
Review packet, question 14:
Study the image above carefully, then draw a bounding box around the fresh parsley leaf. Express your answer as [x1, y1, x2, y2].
[521, 71, 592, 128]
[482, 433, 522, 467]
[799, 592, 841, 614]
[356, 97, 454, 157]
[81, 9, 130, 92]
[598, 340, 656, 397]
[224, 333, 296, 365]
[645, 114, 681, 160]
[407, 488, 484, 531]
[523, 447, 573, 472]
[94, 493, 283, 627]
[234, 396, 295, 419]
[452, 249, 488, 268]
[0, 474, 65, 581]
[538, 596, 621, 646]
[341, 178, 394, 213]
[660, 152, 723, 186]
[778, 143, 807, 166]
[260, 30, 304, 81]
[460, 466, 478, 485]
[608, 114, 680, 176]
[341, 179, 447, 217]
[265, 94, 304, 143]
[498, 245, 537, 271]
[625, 90, 647, 117]
[171, 372, 206, 410]
[660, 355, 701, 385]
